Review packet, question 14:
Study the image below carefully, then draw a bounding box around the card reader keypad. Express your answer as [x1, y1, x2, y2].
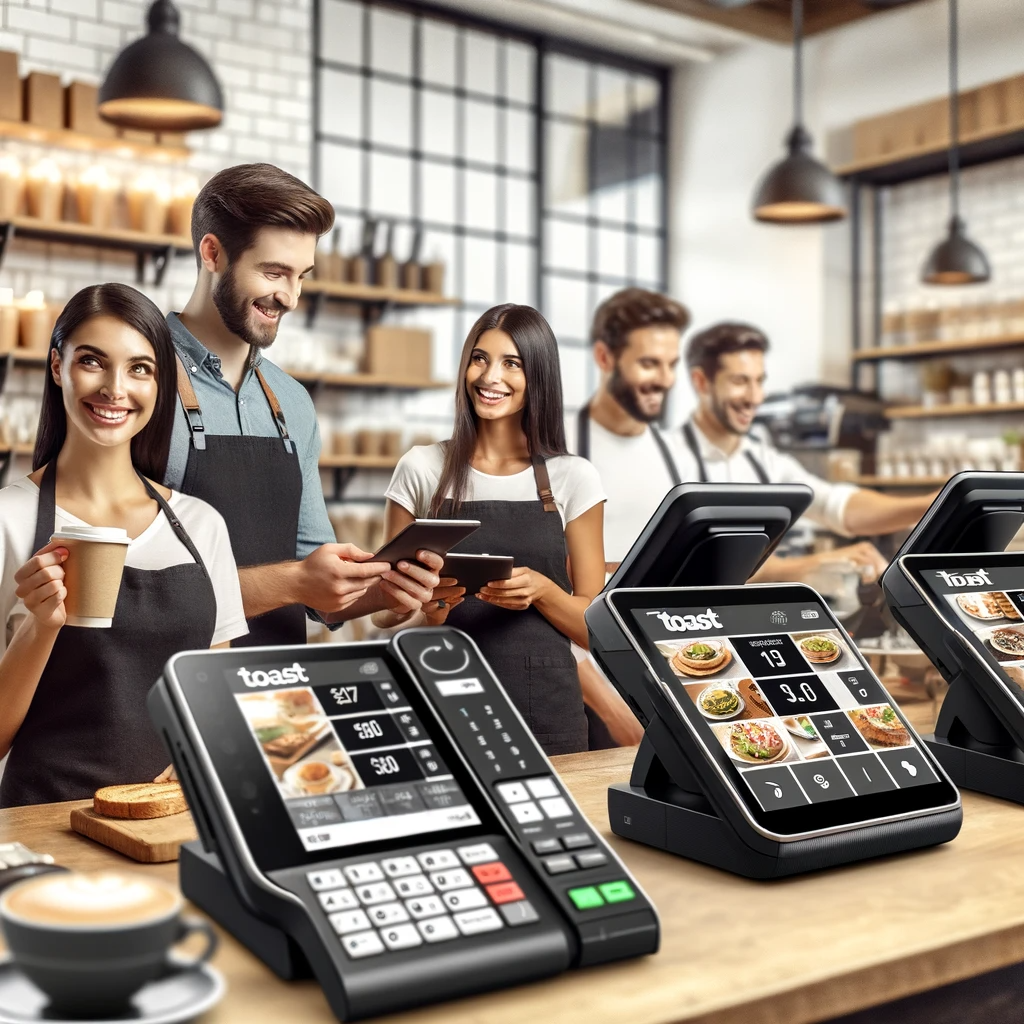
[307, 841, 538, 959]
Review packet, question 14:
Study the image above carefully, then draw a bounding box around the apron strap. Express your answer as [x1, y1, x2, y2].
[650, 425, 681, 486]
[531, 456, 558, 514]
[745, 451, 770, 484]
[175, 354, 206, 452]
[254, 365, 294, 454]
[33, 460, 57, 553]
[576, 403, 590, 461]
[681, 421, 708, 483]
[138, 476, 210, 576]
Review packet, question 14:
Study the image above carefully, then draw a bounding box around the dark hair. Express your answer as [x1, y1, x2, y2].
[33, 283, 177, 481]
[685, 321, 770, 379]
[591, 287, 691, 355]
[191, 162, 335, 267]
[429, 304, 568, 517]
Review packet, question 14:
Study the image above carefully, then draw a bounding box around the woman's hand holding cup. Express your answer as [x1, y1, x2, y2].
[14, 542, 69, 633]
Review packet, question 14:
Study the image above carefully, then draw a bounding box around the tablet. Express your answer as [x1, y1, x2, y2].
[600, 584, 959, 838]
[442, 553, 514, 595]
[374, 519, 480, 567]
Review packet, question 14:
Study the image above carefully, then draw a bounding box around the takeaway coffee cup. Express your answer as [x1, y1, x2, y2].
[50, 525, 130, 628]
[0, 871, 217, 1017]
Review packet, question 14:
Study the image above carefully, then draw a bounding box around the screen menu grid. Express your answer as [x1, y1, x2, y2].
[632, 602, 938, 812]
[231, 657, 480, 852]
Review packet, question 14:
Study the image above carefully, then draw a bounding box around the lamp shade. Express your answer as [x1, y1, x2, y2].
[98, 0, 223, 132]
[753, 126, 846, 223]
[922, 216, 991, 285]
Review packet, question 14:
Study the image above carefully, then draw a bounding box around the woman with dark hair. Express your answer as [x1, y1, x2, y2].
[375, 304, 606, 754]
[0, 283, 246, 806]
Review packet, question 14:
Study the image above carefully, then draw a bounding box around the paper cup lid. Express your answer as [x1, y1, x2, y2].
[51, 526, 130, 544]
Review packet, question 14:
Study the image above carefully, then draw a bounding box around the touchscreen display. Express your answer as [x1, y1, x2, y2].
[913, 561, 1024, 691]
[631, 599, 938, 813]
[228, 655, 481, 852]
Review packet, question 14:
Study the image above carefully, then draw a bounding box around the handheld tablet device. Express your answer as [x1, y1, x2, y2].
[880, 472, 1024, 802]
[148, 628, 657, 1021]
[441, 553, 514, 595]
[373, 520, 481, 567]
[587, 585, 961, 877]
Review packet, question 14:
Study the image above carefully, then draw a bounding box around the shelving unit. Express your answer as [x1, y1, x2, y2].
[853, 335, 1024, 363]
[853, 475, 947, 488]
[318, 454, 398, 502]
[0, 118, 188, 162]
[302, 279, 458, 328]
[289, 368, 450, 390]
[885, 401, 1024, 420]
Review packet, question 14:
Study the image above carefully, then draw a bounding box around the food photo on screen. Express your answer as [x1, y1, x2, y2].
[682, 677, 772, 721]
[847, 705, 912, 750]
[711, 718, 802, 767]
[655, 636, 739, 679]
[975, 623, 1024, 663]
[948, 590, 1022, 625]
[789, 629, 859, 673]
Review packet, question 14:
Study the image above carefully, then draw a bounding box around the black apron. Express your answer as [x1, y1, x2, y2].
[682, 421, 769, 484]
[0, 462, 217, 807]
[576, 403, 681, 485]
[443, 457, 587, 756]
[176, 355, 305, 647]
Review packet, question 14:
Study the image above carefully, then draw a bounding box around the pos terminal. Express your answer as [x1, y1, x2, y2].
[587, 484, 962, 878]
[881, 472, 1024, 803]
[147, 627, 657, 1021]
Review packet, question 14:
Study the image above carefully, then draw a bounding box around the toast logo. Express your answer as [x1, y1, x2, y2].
[237, 662, 310, 688]
[646, 608, 722, 633]
[935, 569, 993, 589]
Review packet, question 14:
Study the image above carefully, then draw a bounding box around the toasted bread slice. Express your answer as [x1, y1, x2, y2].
[94, 782, 187, 820]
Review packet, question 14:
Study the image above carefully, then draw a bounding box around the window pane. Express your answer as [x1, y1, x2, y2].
[636, 233, 661, 283]
[505, 176, 534, 238]
[319, 68, 361, 140]
[464, 29, 497, 96]
[463, 237, 497, 305]
[505, 242, 536, 305]
[505, 108, 534, 173]
[545, 54, 589, 120]
[632, 74, 662, 136]
[545, 120, 588, 217]
[505, 40, 535, 105]
[319, 141, 363, 210]
[369, 152, 412, 218]
[421, 162, 456, 225]
[545, 218, 588, 273]
[421, 91, 456, 158]
[592, 127, 629, 222]
[422, 21, 457, 87]
[594, 66, 629, 128]
[464, 169, 497, 231]
[464, 98, 498, 165]
[370, 7, 412, 77]
[320, 0, 362, 66]
[544, 274, 589, 341]
[597, 226, 627, 279]
[560, 345, 589, 410]
[370, 79, 412, 149]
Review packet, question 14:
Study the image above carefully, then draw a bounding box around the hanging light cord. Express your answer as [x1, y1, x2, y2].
[792, 0, 804, 129]
[947, 0, 960, 219]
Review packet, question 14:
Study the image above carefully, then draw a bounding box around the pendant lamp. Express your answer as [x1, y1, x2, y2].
[922, 0, 990, 285]
[752, 0, 845, 223]
[98, 0, 224, 132]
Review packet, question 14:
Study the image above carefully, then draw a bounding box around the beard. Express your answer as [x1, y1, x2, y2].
[607, 366, 666, 424]
[212, 263, 285, 350]
[709, 391, 754, 436]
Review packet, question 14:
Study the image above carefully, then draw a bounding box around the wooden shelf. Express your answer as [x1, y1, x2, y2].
[853, 475, 948, 488]
[302, 280, 457, 307]
[853, 334, 1024, 363]
[885, 401, 1024, 420]
[318, 454, 398, 470]
[0, 118, 189, 162]
[288, 368, 449, 390]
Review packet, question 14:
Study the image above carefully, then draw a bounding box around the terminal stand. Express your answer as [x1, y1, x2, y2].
[924, 677, 1024, 805]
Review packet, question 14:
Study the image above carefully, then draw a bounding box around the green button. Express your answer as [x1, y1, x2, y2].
[567, 886, 605, 910]
[599, 880, 635, 904]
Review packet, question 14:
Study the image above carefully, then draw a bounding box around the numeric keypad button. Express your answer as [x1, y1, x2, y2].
[417, 916, 459, 943]
[417, 849, 459, 871]
[443, 888, 488, 911]
[405, 895, 446, 919]
[318, 889, 359, 912]
[380, 923, 423, 951]
[307, 869, 346, 891]
[430, 868, 473, 891]
[344, 862, 384, 885]
[381, 856, 419, 878]
[456, 843, 498, 865]
[394, 875, 434, 898]
[454, 908, 503, 935]
[510, 801, 543, 824]
[367, 902, 410, 926]
[355, 882, 396, 905]
[328, 909, 371, 935]
[341, 931, 385, 959]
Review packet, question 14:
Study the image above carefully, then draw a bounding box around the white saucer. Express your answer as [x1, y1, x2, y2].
[0, 956, 225, 1024]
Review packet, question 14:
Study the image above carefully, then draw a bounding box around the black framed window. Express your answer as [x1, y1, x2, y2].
[314, 0, 669, 413]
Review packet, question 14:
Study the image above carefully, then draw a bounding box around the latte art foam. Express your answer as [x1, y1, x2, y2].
[3, 872, 179, 927]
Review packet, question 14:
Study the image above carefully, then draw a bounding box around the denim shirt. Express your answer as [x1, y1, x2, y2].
[164, 312, 335, 562]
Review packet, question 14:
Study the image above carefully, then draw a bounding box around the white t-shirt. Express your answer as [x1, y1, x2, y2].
[565, 413, 685, 563]
[385, 444, 606, 528]
[677, 418, 856, 537]
[0, 478, 248, 649]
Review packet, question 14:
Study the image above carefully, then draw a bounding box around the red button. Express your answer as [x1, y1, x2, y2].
[487, 882, 525, 905]
[472, 862, 511, 885]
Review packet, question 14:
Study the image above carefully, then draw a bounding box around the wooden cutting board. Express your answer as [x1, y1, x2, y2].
[69, 806, 198, 863]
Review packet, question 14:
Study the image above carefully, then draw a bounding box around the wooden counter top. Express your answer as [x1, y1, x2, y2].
[2, 725, 1023, 1024]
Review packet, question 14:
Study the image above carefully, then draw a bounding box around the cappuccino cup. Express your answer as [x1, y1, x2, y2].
[50, 525, 130, 628]
[0, 870, 217, 1017]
